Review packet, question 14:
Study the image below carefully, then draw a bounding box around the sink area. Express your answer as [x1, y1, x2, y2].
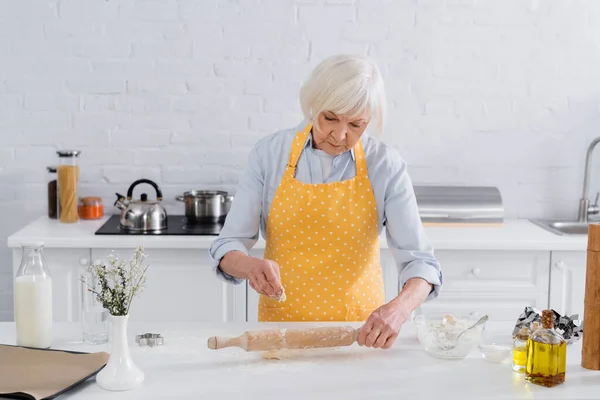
[530, 219, 590, 236]
[528, 136, 600, 237]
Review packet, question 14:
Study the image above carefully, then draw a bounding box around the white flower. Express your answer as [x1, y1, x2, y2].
[82, 245, 149, 316]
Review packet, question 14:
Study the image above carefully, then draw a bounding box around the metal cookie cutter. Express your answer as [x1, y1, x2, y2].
[136, 333, 164, 347]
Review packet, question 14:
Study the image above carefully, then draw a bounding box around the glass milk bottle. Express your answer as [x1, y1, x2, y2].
[14, 242, 53, 348]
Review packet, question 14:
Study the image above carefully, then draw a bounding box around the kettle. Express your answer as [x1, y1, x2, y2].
[114, 179, 167, 233]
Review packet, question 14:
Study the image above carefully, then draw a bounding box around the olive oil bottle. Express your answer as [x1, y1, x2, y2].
[512, 327, 529, 373]
[525, 310, 566, 387]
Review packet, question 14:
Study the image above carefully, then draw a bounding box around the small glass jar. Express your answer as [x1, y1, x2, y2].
[512, 326, 529, 373]
[81, 271, 108, 344]
[47, 166, 58, 219]
[78, 196, 104, 220]
[57, 150, 81, 223]
[14, 242, 53, 348]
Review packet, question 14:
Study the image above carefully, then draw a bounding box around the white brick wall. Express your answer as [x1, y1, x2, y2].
[1, 0, 600, 320]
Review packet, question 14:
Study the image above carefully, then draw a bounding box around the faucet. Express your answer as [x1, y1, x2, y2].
[578, 137, 600, 222]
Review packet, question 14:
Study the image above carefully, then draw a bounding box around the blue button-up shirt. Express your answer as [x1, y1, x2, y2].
[209, 120, 443, 301]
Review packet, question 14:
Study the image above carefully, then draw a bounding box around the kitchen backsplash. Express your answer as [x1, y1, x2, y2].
[1, 0, 600, 319]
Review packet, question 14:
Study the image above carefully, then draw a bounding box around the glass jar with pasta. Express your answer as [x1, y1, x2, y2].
[56, 150, 81, 223]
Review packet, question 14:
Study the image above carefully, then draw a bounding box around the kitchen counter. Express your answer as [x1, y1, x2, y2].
[0, 321, 597, 399]
[6, 216, 589, 251]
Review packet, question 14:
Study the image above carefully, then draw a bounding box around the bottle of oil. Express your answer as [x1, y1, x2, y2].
[525, 310, 566, 387]
[512, 326, 529, 373]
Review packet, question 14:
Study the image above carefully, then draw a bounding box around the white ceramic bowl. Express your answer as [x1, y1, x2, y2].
[478, 343, 512, 363]
[414, 312, 485, 360]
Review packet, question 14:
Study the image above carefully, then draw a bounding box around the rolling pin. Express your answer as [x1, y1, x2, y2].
[207, 326, 358, 352]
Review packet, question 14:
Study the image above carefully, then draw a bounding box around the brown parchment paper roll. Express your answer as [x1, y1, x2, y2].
[0, 345, 109, 400]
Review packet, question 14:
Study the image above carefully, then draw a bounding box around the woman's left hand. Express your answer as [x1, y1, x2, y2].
[357, 301, 410, 349]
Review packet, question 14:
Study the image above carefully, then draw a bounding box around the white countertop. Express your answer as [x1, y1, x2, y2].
[0, 321, 596, 399]
[6, 216, 588, 251]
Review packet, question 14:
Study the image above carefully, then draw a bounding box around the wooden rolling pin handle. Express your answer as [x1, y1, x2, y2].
[207, 335, 245, 350]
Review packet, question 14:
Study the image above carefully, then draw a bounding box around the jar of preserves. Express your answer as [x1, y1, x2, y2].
[78, 196, 104, 220]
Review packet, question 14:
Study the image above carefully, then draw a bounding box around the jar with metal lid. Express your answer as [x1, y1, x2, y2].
[56, 150, 81, 223]
[78, 196, 104, 220]
[47, 166, 58, 219]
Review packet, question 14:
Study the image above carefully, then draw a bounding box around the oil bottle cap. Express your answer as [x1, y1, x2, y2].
[541, 310, 555, 329]
[516, 326, 530, 340]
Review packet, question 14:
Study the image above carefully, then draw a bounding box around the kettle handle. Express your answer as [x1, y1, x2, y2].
[126, 179, 163, 201]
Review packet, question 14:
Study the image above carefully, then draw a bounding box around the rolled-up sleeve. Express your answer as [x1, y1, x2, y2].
[208, 140, 265, 285]
[383, 154, 443, 301]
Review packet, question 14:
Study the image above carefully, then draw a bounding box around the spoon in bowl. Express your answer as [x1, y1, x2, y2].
[440, 315, 489, 351]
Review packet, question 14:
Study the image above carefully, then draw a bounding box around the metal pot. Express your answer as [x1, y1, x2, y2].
[114, 179, 168, 233]
[175, 190, 233, 223]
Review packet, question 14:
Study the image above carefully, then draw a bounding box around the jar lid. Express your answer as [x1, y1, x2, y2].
[80, 196, 103, 205]
[57, 150, 81, 157]
[47, 166, 57, 173]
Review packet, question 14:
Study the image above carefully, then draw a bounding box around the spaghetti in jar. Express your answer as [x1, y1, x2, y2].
[56, 150, 81, 223]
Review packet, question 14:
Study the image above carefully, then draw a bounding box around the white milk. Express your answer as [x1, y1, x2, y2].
[14, 275, 53, 348]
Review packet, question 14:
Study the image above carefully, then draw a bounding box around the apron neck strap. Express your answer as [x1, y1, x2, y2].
[353, 139, 368, 177]
[286, 123, 368, 178]
[285, 123, 313, 176]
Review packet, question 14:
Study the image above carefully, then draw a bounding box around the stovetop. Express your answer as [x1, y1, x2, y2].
[95, 215, 224, 236]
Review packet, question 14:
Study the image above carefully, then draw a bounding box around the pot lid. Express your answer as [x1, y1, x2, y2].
[183, 190, 229, 197]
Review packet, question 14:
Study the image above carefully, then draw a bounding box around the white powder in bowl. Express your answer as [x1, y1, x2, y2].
[415, 314, 484, 359]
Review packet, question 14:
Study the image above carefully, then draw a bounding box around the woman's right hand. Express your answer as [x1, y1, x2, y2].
[247, 258, 283, 299]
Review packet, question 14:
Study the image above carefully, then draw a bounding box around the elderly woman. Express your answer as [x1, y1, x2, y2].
[209, 54, 442, 349]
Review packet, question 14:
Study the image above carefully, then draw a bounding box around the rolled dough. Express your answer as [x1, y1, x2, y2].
[260, 347, 340, 360]
[261, 350, 291, 360]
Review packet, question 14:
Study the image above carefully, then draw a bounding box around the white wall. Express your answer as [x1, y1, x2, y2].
[1, 0, 600, 320]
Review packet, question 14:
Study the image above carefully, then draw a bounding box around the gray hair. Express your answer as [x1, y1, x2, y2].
[299, 54, 387, 136]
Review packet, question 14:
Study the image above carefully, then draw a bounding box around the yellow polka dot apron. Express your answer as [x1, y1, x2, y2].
[258, 123, 385, 322]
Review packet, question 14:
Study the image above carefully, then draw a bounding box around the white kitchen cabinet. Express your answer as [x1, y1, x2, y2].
[7, 245, 557, 325]
[549, 251, 587, 318]
[246, 249, 401, 322]
[12, 248, 91, 323]
[416, 250, 551, 322]
[247, 249, 552, 323]
[415, 292, 548, 322]
[91, 248, 246, 323]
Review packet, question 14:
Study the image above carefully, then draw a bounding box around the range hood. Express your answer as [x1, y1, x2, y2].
[414, 185, 504, 225]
